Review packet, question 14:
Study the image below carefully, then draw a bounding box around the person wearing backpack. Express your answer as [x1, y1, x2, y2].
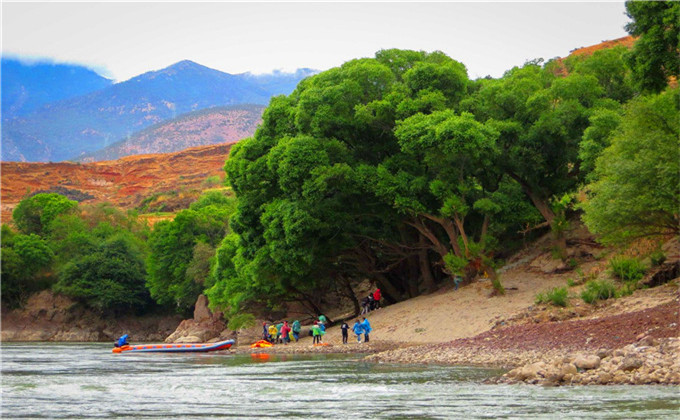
[291, 320, 301, 342]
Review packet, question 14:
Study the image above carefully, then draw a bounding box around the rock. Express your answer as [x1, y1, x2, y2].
[175, 335, 201, 343]
[574, 355, 601, 370]
[620, 356, 644, 372]
[165, 295, 225, 343]
[560, 363, 578, 377]
[596, 349, 611, 359]
[193, 295, 212, 322]
[597, 372, 612, 384]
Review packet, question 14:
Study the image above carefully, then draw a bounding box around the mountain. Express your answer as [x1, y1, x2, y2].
[1, 58, 113, 117]
[242, 68, 317, 96]
[1, 60, 314, 162]
[77, 105, 264, 162]
[1, 142, 237, 223]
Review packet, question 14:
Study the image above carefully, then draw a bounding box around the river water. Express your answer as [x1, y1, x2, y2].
[1, 343, 678, 419]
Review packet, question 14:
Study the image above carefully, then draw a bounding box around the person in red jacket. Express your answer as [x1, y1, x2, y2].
[280, 321, 291, 345]
[373, 288, 381, 310]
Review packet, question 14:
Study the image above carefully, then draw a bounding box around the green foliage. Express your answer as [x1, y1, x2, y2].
[1, 225, 55, 308]
[535, 287, 568, 307]
[13, 193, 78, 235]
[443, 252, 468, 276]
[202, 175, 222, 188]
[625, 1, 680, 92]
[146, 191, 236, 313]
[581, 88, 680, 243]
[227, 313, 256, 331]
[580, 280, 617, 304]
[54, 233, 150, 313]
[491, 276, 505, 296]
[579, 104, 623, 181]
[650, 249, 667, 267]
[609, 256, 647, 283]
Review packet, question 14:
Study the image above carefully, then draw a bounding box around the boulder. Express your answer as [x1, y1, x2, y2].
[620, 356, 644, 372]
[193, 295, 212, 322]
[164, 295, 225, 343]
[574, 355, 601, 370]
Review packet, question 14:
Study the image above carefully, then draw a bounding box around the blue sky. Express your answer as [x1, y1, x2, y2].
[2, 1, 631, 82]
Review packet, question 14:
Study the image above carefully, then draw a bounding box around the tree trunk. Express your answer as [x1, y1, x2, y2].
[508, 173, 568, 259]
[407, 218, 449, 258]
[418, 234, 436, 293]
[338, 275, 360, 317]
[421, 214, 463, 258]
[374, 273, 400, 304]
[480, 214, 490, 241]
[452, 214, 470, 257]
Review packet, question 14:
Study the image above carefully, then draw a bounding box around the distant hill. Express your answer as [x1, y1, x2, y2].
[77, 105, 264, 162]
[1, 60, 314, 162]
[1, 142, 237, 223]
[1, 58, 113, 117]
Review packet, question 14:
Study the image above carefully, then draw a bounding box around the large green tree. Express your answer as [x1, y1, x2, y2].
[54, 233, 150, 313]
[1, 225, 54, 308]
[146, 191, 236, 313]
[12, 193, 78, 236]
[625, 1, 680, 92]
[581, 87, 679, 243]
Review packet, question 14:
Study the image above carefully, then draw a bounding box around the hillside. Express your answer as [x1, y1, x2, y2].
[0, 142, 235, 223]
[77, 105, 264, 162]
[551, 35, 635, 77]
[1, 60, 312, 162]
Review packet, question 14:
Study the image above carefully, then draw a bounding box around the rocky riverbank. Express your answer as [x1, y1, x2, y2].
[501, 337, 680, 386]
[1, 290, 182, 342]
[366, 297, 679, 385]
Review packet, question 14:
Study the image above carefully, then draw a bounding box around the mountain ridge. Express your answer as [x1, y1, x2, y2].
[1, 60, 314, 162]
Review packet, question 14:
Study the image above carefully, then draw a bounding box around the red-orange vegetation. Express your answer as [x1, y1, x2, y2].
[1, 142, 236, 224]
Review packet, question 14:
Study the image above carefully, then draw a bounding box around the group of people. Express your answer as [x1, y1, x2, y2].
[361, 288, 381, 314]
[262, 320, 302, 344]
[340, 317, 372, 344]
[261, 314, 373, 345]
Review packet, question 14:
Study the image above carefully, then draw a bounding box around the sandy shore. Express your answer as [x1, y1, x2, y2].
[230, 284, 679, 386]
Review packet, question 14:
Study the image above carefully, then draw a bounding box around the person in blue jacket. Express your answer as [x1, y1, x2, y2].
[352, 319, 364, 343]
[114, 334, 129, 347]
[361, 317, 372, 342]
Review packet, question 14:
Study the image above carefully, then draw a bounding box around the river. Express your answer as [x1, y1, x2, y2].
[1, 343, 678, 419]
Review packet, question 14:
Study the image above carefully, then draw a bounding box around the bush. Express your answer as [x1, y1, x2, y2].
[491, 276, 505, 295]
[227, 313, 256, 331]
[535, 287, 568, 307]
[609, 256, 646, 282]
[581, 280, 617, 304]
[547, 287, 569, 307]
[534, 292, 547, 304]
[650, 249, 667, 267]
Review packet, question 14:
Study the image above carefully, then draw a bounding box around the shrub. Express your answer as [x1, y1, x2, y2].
[536, 287, 568, 307]
[491, 275, 505, 296]
[535, 292, 547, 304]
[566, 278, 576, 287]
[609, 256, 646, 282]
[581, 280, 617, 304]
[227, 313, 256, 331]
[650, 249, 667, 267]
[547, 287, 569, 307]
[202, 175, 222, 188]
